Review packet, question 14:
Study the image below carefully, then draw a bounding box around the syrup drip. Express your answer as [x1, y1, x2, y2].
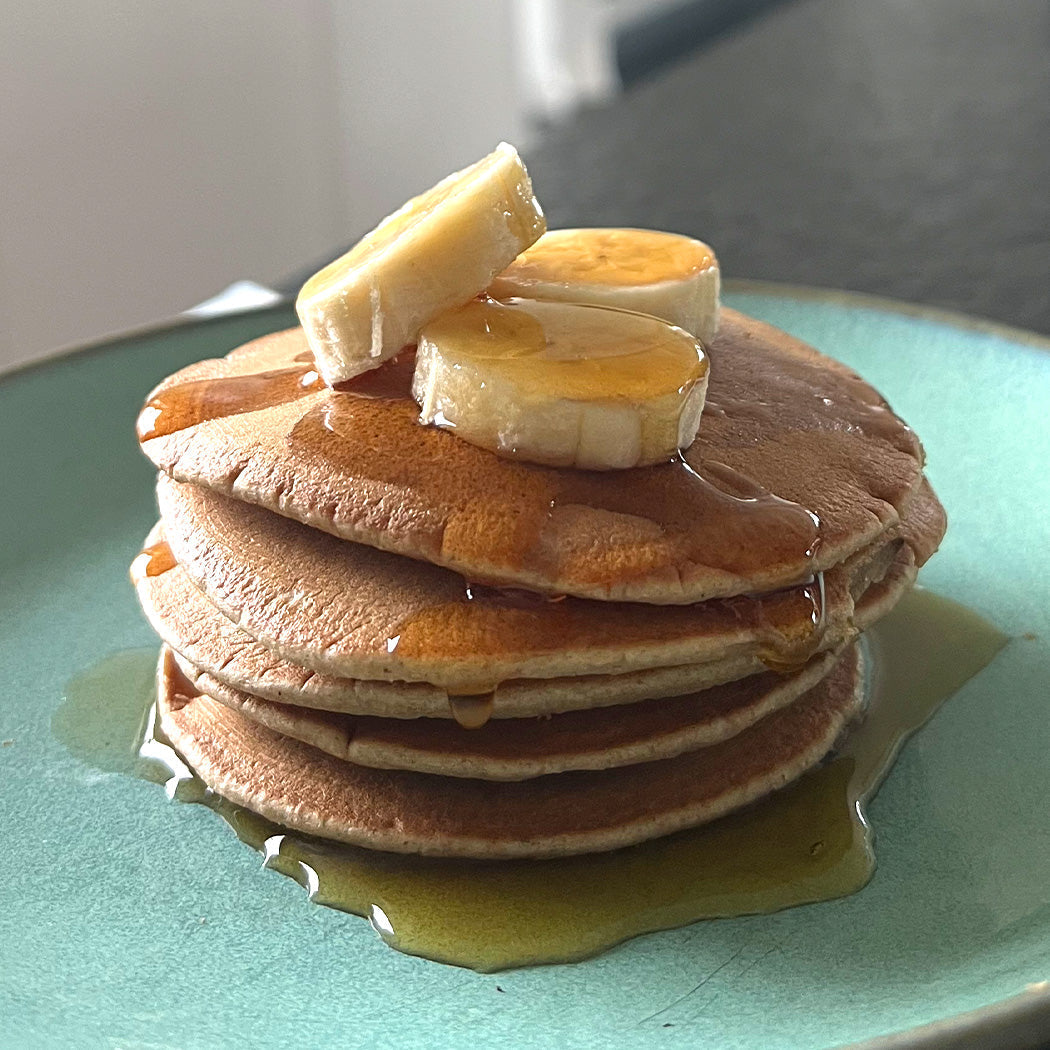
[820, 374, 921, 456]
[447, 693, 496, 729]
[332, 347, 418, 400]
[378, 564, 837, 696]
[757, 572, 827, 674]
[56, 590, 1007, 972]
[167, 659, 202, 711]
[844, 400, 920, 454]
[139, 540, 176, 578]
[715, 571, 828, 676]
[541, 452, 821, 581]
[703, 397, 776, 424]
[137, 365, 326, 441]
[698, 341, 922, 479]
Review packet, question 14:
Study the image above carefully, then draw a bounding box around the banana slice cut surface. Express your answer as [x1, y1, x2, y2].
[413, 297, 709, 470]
[488, 228, 721, 344]
[296, 143, 545, 385]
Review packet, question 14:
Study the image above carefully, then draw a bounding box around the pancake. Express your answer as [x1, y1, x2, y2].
[156, 644, 865, 858]
[138, 309, 926, 604]
[155, 473, 941, 691]
[173, 645, 842, 779]
[136, 522, 918, 718]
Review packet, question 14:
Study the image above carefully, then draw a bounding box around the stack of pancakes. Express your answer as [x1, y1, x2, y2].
[133, 309, 945, 859]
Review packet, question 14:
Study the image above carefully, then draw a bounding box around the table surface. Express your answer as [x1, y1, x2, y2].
[523, 0, 1050, 336]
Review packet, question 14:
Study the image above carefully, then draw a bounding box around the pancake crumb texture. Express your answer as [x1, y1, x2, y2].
[134, 309, 944, 859]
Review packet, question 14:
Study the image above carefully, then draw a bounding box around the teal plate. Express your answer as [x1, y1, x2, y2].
[1, 284, 1048, 1050]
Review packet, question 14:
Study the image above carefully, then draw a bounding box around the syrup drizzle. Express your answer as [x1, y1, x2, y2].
[447, 694, 496, 730]
[137, 365, 326, 441]
[376, 566, 836, 697]
[131, 342, 824, 593]
[290, 383, 823, 586]
[757, 572, 827, 674]
[167, 659, 202, 710]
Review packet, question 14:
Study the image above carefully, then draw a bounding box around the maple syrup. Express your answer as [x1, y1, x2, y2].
[417, 297, 708, 403]
[137, 366, 325, 441]
[57, 589, 1005, 971]
[135, 540, 176, 578]
[447, 693, 496, 730]
[490, 229, 717, 292]
[281, 346, 824, 595]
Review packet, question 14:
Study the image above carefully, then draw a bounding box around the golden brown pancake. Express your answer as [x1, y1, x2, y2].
[138, 309, 927, 603]
[155, 474, 941, 691]
[172, 645, 842, 779]
[136, 521, 918, 718]
[156, 645, 865, 858]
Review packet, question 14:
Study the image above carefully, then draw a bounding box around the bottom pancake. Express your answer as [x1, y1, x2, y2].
[156, 644, 865, 859]
[176, 646, 842, 780]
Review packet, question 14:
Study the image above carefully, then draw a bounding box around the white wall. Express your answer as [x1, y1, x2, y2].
[0, 0, 527, 371]
[328, 2, 526, 241]
[1, 0, 680, 371]
[0, 3, 340, 368]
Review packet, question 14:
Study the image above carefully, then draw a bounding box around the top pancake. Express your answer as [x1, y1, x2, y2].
[138, 309, 926, 603]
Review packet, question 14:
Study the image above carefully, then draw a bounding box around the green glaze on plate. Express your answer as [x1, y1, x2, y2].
[1, 288, 1048, 1049]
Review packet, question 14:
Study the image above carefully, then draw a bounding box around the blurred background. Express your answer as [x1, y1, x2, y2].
[1, 0, 654, 370]
[3, 0, 1047, 372]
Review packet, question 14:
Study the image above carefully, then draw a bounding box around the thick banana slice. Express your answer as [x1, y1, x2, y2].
[488, 228, 720, 344]
[296, 143, 546, 385]
[413, 297, 709, 470]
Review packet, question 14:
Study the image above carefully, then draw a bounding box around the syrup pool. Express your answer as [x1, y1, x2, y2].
[55, 589, 1004, 972]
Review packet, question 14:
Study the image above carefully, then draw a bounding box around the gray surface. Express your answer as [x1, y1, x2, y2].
[524, 0, 1050, 334]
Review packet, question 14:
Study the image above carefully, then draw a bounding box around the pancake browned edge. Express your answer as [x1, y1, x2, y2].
[157, 644, 865, 859]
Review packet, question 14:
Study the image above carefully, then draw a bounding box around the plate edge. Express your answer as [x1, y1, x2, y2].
[724, 279, 1050, 351]
[2, 283, 1047, 389]
[0, 300, 296, 388]
[835, 983, 1050, 1050]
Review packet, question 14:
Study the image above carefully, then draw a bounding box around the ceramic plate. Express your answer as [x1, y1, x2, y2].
[2, 284, 1048, 1050]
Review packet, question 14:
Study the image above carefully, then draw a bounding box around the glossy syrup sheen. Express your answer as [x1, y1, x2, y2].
[136, 540, 176, 578]
[492, 228, 716, 287]
[418, 297, 708, 401]
[139, 347, 824, 595]
[288, 353, 822, 591]
[137, 365, 326, 441]
[56, 589, 1005, 972]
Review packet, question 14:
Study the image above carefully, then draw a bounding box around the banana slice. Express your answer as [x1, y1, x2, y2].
[413, 297, 709, 470]
[296, 143, 546, 385]
[488, 228, 720, 344]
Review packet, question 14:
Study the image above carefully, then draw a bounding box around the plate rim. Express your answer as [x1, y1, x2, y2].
[837, 984, 1050, 1050]
[724, 279, 1050, 351]
[1, 281, 1047, 391]
[8, 283, 1049, 1050]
